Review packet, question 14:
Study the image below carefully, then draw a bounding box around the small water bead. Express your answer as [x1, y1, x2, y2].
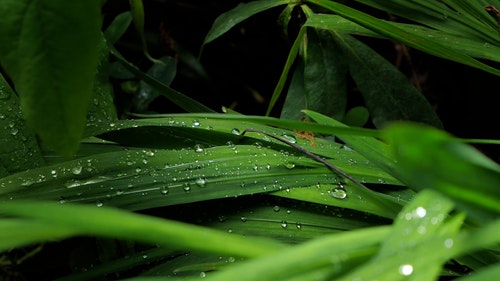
[265, 164, 271, 170]
[240, 216, 248, 222]
[195, 177, 207, 187]
[183, 185, 191, 192]
[191, 120, 201, 127]
[96, 201, 104, 207]
[399, 264, 413, 276]
[281, 133, 296, 144]
[273, 205, 281, 212]
[71, 166, 83, 175]
[415, 207, 427, 218]
[284, 162, 295, 169]
[200, 272, 206, 278]
[231, 128, 241, 135]
[194, 144, 204, 153]
[252, 164, 259, 172]
[160, 187, 169, 195]
[280, 221, 288, 228]
[296, 223, 302, 229]
[331, 188, 347, 199]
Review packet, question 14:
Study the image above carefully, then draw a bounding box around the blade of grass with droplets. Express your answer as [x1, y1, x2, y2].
[304, 0, 500, 76]
[1, 114, 400, 218]
[0, 201, 285, 257]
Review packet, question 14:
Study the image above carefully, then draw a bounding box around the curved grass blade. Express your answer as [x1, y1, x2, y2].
[0, 201, 285, 257]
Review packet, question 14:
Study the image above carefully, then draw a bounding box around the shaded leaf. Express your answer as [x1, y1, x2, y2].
[203, 0, 290, 46]
[0, 74, 45, 175]
[331, 32, 442, 128]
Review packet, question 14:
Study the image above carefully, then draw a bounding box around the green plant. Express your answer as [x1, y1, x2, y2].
[1, 0, 500, 280]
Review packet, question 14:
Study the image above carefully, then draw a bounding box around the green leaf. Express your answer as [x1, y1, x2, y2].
[305, 0, 500, 76]
[202, 0, 290, 46]
[280, 59, 307, 120]
[104, 11, 133, 45]
[0, 74, 45, 175]
[331, 32, 442, 128]
[302, 28, 348, 121]
[0, 201, 285, 257]
[339, 189, 463, 281]
[0, 0, 102, 155]
[109, 46, 215, 113]
[383, 122, 500, 222]
[305, 14, 500, 63]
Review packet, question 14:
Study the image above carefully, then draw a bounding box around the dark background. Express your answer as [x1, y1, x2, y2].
[103, 0, 500, 160]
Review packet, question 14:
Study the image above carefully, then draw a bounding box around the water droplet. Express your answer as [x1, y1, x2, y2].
[194, 144, 204, 153]
[96, 201, 104, 207]
[281, 133, 296, 144]
[231, 128, 241, 135]
[59, 197, 66, 204]
[295, 222, 302, 229]
[116, 190, 124, 195]
[265, 164, 271, 170]
[200, 272, 206, 278]
[10, 128, 18, 136]
[252, 164, 259, 172]
[142, 255, 148, 259]
[71, 166, 83, 175]
[161, 187, 169, 195]
[192, 120, 201, 127]
[399, 264, 413, 276]
[415, 207, 427, 218]
[281, 221, 288, 228]
[444, 238, 454, 248]
[240, 216, 248, 222]
[331, 188, 347, 199]
[195, 177, 207, 187]
[240, 182, 245, 188]
[183, 184, 191, 192]
[227, 229, 233, 233]
[253, 142, 262, 148]
[284, 162, 295, 169]
[135, 167, 142, 173]
[273, 205, 280, 212]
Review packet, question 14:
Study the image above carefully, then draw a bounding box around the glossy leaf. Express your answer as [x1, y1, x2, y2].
[0, 0, 102, 155]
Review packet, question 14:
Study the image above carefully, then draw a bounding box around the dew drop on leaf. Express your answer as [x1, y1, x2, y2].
[231, 128, 241, 135]
[240, 216, 247, 222]
[273, 205, 280, 212]
[281, 133, 296, 144]
[280, 221, 288, 228]
[194, 144, 204, 153]
[191, 120, 201, 127]
[71, 166, 83, 175]
[331, 188, 347, 199]
[195, 177, 207, 187]
[399, 264, 413, 276]
[96, 201, 103, 207]
[160, 187, 169, 195]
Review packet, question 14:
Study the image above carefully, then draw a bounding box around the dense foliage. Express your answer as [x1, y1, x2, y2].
[1, 0, 500, 280]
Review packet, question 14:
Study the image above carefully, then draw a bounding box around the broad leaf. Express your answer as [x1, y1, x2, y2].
[0, 0, 102, 155]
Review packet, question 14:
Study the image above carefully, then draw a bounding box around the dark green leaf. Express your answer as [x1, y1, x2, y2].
[104, 11, 132, 45]
[0, 0, 102, 155]
[203, 0, 290, 46]
[332, 32, 442, 128]
[302, 29, 348, 121]
[0, 74, 45, 175]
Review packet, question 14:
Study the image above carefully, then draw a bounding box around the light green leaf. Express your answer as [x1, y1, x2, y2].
[0, 201, 285, 256]
[0, 0, 102, 155]
[383, 122, 500, 222]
